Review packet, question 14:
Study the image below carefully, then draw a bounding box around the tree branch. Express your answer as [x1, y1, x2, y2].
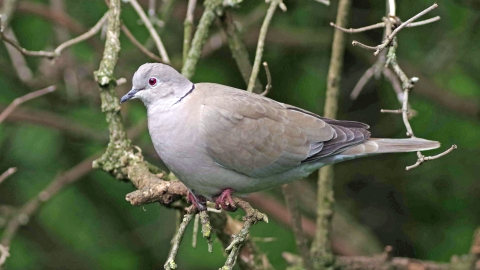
[0, 168, 16, 185]
[0, 155, 97, 247]
[0, 12, 108, 59]
[220, 10, 263, 93]
[121, 24, 163, 62]
[311, 0, 351, 268]
[352, 3, 438, 55]
[181, 0, 223, 79]
[246, 0, 282, 92]
[183, 0, 197, 65]
[128, 0, 170, 64]
[0, 86, 56, 123]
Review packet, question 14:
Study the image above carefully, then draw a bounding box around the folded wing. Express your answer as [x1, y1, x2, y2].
[199, 85, 370, 178]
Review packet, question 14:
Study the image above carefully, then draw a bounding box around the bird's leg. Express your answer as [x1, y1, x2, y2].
[187, 192, 207, 211]
[214, 188, 237, 212]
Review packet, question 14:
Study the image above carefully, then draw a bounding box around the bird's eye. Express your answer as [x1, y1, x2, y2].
[148, 77, 157, 86]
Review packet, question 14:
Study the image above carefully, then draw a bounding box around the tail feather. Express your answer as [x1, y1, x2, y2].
[340, 138, 440, 156]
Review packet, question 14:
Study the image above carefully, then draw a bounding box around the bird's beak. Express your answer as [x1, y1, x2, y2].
[120, 88, 139, 103]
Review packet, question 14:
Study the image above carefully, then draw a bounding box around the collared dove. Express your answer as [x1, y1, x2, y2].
[120, 63, 440, 211]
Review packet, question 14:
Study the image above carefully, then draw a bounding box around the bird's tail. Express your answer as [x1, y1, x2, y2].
[340, 137, 440, 157]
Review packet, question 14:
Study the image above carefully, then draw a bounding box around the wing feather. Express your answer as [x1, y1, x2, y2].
[197, 83, 371, 177]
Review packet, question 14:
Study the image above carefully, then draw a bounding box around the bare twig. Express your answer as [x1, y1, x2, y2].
[282, 185, 312, 270]
[246, 0, 283, 92]
[331, 21, 385, 34]
[406, 16, 441, 27]
[0, 244, 9, 266]
[406, 145, 457, 170]
[311, 0, 351, 268]
[220, 10, 263, 93]
[121, 24, 163, 62]
[128, 0, 170, 64]
[0, 86, 56, 123]
[0, 168, 16, 185]
[0, 155, 97, 247]
[382, 67, 403, 102]
[222, 198, 268, 270]
[380, 109, 403, 114]
[181, 0, 223, 79]
[192, 213, 199, 248]
[183, 0, 197, 64]
[313, 0, 330, 6]
[0, 12, 108, 59]
[332, 16, 440, 34]
[260, 62, 272, 96]
[165, 207, 195, 270]
[352, 4, 438, 55]
[350, 65, 375, 100]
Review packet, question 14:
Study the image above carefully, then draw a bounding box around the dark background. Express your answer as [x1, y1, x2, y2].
[0, 0, 478, 269]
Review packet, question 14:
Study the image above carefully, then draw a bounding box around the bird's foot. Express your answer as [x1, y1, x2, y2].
[187, 192, 207, 211]
[214, 188, 237, 212]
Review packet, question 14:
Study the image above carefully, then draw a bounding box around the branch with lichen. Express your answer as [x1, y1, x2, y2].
[337, 1, 455, 170]
[310, 0, 351, 269]
[220, 10, 263, 93]
[181, 0, 223, 79]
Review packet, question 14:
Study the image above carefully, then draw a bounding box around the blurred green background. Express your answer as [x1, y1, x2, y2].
[0, 0, 479, 269]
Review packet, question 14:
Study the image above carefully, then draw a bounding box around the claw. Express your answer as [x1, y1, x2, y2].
[214, 188, 237, 212]
[187, 192, 206, 211]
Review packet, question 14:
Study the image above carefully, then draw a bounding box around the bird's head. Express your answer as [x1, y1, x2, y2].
[120, 63, 193, 107]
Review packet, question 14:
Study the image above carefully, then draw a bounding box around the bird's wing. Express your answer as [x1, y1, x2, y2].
[198, 84, 370, 178]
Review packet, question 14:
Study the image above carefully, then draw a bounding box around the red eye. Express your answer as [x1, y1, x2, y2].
[148, 77, 157, 86]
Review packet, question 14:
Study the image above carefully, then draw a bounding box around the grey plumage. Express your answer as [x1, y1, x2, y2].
[121, 63, 440, 200]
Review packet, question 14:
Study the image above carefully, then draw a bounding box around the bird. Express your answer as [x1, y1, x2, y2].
[120, 63, 440, 211]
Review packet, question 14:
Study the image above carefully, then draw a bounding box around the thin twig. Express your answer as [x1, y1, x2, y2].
[183, 0, 197, 64]
[121, 24, 163, 62]
[332, 16, 440, 34]
[0, 168, 17, 185]
[0, 86, 56, 123]
[260, 62, 272, 96]
[331, 21, 385, 34]
[382, 67, 403, 103]
[406, 145, 457, 170]
[352, 4, 438, 55]
[0, 155, 97, 246]
[0, 12, 108, 59]
[387, 0, 395, 16]
[246, 0, 282, 92]
[380, 109, 403, 114]
[405, 16, 441, 27]
[165, 209, 195, 270]
[220, 10, 263, 93]
[192, 213, 199, 248]
[128, 0, 170, 64]
[350, 65, 375, 100]
[313, 0, 330, 6]
[0, 244, 9, 266]
[385, 43, 456, 170]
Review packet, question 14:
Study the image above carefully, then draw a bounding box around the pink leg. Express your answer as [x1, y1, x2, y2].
[187, 192, 206, 211]
[214, 188, 237, 212]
